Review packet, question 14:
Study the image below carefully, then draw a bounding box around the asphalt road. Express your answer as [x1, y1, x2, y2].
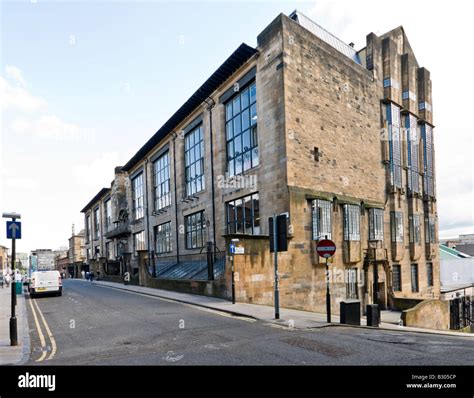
[25, 279, 474, 365]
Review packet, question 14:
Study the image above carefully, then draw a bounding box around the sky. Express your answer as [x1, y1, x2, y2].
[0, 0, 473, 255]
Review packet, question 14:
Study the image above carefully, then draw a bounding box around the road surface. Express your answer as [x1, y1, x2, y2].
[25, 279, 474, 365]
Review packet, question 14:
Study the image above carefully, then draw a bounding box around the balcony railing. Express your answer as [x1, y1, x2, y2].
[104, 222, 131, 239]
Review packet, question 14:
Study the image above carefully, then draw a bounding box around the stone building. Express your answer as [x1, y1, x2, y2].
[68, 227, 86, 278]
[81, 167, 134, 280]
[0, 245, 8, 274]
[81, 10, 439, 313]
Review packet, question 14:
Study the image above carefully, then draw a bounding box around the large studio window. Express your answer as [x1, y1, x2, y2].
[225, 82, 258, 176]
[185, 126, 205, 196]
[226, 193, 260, 235]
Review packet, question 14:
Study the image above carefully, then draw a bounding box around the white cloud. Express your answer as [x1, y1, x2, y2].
[11, 114, 95, 142]
[0, 76, 47, 112]
[72, 152, 120, 190]
[5, 65, 26, 86]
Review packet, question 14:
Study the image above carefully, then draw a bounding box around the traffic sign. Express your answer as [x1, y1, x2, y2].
[6, 221, 21, 239]
[229, 243, 235, 254]
[316, 239, 336, 258]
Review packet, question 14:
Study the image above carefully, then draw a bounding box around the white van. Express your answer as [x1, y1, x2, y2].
[29, 270, 62, 297]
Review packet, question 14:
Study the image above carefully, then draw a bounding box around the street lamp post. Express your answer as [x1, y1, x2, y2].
[3, 212, 21, 346]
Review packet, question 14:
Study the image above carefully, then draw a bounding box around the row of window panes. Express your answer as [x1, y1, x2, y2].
[225, 82, 259, 176]
[392, 263, 433, 292]
[311, 200, 436, 244]
[226, 193, 260, 235]
[132, 173, 144, 220]
[185, 126, 205, 196]
[155, 222, 172, 254]
[153, 152, 171, 210]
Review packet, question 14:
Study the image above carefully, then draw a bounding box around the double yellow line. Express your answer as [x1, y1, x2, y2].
[28, 298, 57, 362]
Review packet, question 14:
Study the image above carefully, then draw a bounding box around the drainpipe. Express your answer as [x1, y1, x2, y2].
[144, 158, 153, 276]
[172, 133, 180, 264]
[204, 97, 217, 255]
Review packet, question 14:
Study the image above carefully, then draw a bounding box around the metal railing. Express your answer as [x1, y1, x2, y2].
[450, 296, 473, 330]
[149, 251, 226, 281]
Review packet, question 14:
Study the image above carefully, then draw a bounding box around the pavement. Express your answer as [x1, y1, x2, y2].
[0, 283, 30, 365]
[84, 278, 473, 338]
[24, 279, 474, 365]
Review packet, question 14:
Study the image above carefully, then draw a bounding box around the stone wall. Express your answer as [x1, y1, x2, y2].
[401, 299, 449, 330]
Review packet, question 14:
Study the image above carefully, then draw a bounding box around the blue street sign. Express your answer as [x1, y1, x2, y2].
[6, 221, 21, 239]
[229, 243, 235, 254]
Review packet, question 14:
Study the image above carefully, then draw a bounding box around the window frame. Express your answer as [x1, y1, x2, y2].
[390, 211, 404, 243]
[312, 199, 332, 240]
[104, 199, 112, 232]
[226, 193, 260, 235]
[93, 207, 100, 240]
[392, 264, 402, 292]
[153, 151, 171, 211]
[409, 214, 421, 244]
[426, 262, 434, 287]
[155, 222, 172, 254]
[185, 211, 206, 249]
[184, 125, 205, 196]
[225, 81, 259, 177]
[343, 204, 360, 242]
[368, 208, 384, 241]
[132, 172, 144, 220]
[133, 230, 146, 256]
[411, 264, 419, 293]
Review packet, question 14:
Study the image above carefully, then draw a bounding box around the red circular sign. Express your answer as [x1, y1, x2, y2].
[316, 239, 336, 258]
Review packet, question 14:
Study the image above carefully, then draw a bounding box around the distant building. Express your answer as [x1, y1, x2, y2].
[439, 245, 474, 299]
[0, 245, 8, 274]
[68, 227, 86, 278]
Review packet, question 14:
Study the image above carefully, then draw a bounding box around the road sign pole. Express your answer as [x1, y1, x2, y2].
[325, 257, 331, 324]
[273, 214, 280, 320]
[231, 253, 235, 304]
[10, 230, 18, 346]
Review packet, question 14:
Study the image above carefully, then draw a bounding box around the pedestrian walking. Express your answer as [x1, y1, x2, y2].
[81, 270, 85, 279]
[4, 273, 11, 288]
[89, 271, 94, 282]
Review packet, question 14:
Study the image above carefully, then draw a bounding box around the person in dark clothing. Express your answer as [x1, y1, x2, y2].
[89, 271, 94, 282]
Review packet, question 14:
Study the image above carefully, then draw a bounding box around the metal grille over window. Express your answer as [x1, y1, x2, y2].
[132, 173, 144, 220]
[421, 123, 435, 198]
[155, 222, 172, 254]
[386, 103, 402, 188]
[409, 214, 421, 244]
[390, 211, 404, 243]
[426, 263, 434, 287]
[392, 265, 401, 291]
[226, 193, 260, 235]
[425, 216, 436, 243]
[185, 126, 205, 196]
[411, 264, 419, 292]
[153, 151, 171, 210]
[312, 199, 332, 240]
[368, 208, 384, 241]
[343, 204, 360, 241]
[225, 82, 259, 176]
[185, 211, 206, 249]
[405, 114, 420, 194]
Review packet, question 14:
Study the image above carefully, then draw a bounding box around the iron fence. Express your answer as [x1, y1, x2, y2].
[450, 295, 473, 330]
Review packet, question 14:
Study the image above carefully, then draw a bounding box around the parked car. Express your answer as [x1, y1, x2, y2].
[29, 270, 62, 297]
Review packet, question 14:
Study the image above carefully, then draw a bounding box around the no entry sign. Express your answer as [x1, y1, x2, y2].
[316, 239, 336, 258]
